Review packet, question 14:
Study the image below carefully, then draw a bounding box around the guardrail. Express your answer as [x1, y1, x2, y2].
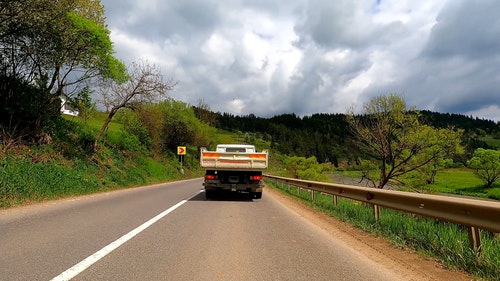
[264, 174, 500, 252]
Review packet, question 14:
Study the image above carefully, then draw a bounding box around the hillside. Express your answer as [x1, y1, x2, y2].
[2, 99, 499, 208]
[202, 109, 500, 164]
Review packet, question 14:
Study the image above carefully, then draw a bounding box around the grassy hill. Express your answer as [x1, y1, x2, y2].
[0, 112, 203, 208]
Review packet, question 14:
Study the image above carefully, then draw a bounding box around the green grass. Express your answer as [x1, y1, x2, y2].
[338, 168, 500, 200]
[480, 135, 500, 149]
[0, 156, 101, 207]
[339, 170, 363, 178]
[429, 168, 500, 200]
[267, 180, 500, 280]
[0, 113, 204, 208]
[0, 148, 203, 208]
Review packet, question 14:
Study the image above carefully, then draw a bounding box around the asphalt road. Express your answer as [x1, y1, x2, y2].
[1, 179, 404, 281]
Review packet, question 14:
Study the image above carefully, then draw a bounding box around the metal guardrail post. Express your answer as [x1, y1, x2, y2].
[373, 205, 380, 221]
[468, 226, 481, 254]
[333, 195, 338, 206]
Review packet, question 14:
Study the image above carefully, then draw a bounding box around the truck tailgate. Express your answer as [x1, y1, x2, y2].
[200, 151, 268, 170]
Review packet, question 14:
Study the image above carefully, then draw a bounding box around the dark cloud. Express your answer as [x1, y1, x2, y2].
[294, 1, 404, 50]
[100, 0, 500, 121]
[421, 0, 500, 60]
[103, 0, 221, 41]
[401, 0, 500, 119]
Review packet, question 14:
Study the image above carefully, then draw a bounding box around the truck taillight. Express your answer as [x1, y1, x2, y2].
[205, 175, 216, 180]
[250, 175, 263, 181]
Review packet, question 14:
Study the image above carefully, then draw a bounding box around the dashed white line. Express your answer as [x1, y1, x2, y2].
[51, 199, 189, 281]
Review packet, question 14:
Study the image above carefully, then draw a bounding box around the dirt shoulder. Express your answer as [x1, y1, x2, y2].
[265, 186, 478, 281]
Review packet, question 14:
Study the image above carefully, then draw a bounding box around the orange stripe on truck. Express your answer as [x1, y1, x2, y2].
[249, 154, 266, 159]
[202, 152, 220, 158]
[219, 160, 249, 164]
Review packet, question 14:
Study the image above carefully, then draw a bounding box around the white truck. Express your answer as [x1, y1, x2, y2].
[200, 144, 268, 199]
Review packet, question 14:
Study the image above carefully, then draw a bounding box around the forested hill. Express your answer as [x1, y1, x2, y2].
[195, 108, 499, 165]
[419, 110, 499, 133]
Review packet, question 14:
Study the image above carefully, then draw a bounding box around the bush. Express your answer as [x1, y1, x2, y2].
[486, 188, 500, 200]
[467, 148, 500, 187]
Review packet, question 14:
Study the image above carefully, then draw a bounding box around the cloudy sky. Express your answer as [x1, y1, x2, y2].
[101, 0, 500, 121]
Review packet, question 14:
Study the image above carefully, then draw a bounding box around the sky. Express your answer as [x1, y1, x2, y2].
[100, 0, 500, 122]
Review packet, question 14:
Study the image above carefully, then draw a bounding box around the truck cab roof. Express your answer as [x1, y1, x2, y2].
[216, 144, 256, 153]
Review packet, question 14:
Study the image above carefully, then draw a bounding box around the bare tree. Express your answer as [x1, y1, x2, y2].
[93, 60, 176, 151]
[194, 98, 216, 126]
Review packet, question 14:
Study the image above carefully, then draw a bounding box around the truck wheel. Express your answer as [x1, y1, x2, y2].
[253, 192, 262, 199]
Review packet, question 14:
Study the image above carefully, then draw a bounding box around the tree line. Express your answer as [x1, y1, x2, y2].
[195, 105, 499, 165]
[194, 95, 500, 188]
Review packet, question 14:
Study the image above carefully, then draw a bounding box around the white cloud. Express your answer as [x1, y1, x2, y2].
[101, 0, 500, 122]
[202, 33, 235, 66]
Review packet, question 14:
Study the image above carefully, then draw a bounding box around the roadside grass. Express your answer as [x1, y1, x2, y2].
[0, 156, 101, 207]
[0, 148, 202, 208]
[266, 181, 500, 280]
[0, 114, 203, 208]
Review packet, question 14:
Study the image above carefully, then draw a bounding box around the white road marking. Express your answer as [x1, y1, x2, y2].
[51, 198, 191, 281]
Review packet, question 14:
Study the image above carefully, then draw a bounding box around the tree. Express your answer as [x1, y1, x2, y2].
[93, 60, 176, 151]
[467, 148, 500, 187]
[0, 0, 126, 140]
[347, 94, 463, 188]
[284, 156, 331, 181]
[193, 98, 217, 126]
[118, 99, 214, 155]
[396, 127, 463, 187]
[70, 87, 97, 123]
[159, 99, 213, 151]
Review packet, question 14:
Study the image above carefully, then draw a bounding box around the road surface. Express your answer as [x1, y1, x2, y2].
[0, 178, 472, 280]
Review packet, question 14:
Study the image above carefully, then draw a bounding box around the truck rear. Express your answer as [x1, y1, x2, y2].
[200, 144, 268, 199]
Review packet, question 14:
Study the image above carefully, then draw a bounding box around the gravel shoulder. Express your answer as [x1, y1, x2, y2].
[265, 186, 477, 281]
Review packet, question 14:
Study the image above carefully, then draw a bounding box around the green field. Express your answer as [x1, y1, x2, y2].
[481, 135, 500, 149]
[340, 168, 500, 200]
[429, 168, 500, 199]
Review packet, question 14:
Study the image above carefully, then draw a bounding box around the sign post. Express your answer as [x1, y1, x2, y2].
[177, 146, 186, 174]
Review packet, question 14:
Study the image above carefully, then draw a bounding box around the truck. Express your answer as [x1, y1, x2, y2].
[200, 144, 268, 199]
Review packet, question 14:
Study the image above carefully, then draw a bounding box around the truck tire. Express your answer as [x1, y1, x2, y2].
[253, 192, 262, 199]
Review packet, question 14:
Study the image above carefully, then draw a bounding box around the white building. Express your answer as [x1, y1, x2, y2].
[60, 96, 79, 116]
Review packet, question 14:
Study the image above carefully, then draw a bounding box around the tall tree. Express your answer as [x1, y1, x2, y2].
[0, 0, 126, 139]
[94, 60, 176, 151]
[347, 94, 463, 188]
